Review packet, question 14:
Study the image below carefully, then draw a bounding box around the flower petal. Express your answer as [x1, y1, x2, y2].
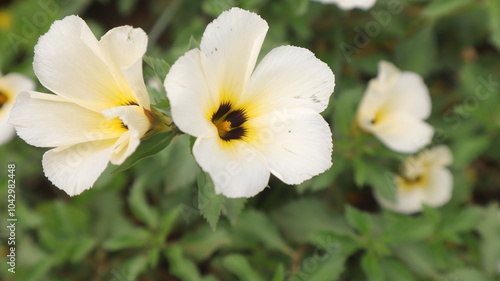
[200, 7, 268, 98]
[42, 139, 117, 196]
[243, 46, 335, 114]
[102, 105, 151, 164]
[248, 109, 333, 184]
[165, 49, 216, 138]
[9, 91, 124, 147]
[98, 25, 150, 108]
[357, 80, 387, 131]
[422, 168, 453, 207]
[0, 73, 35, 96]
[34, 15, 136, 111]
[0, 117, 15, 145]
[313, 0, 376, 10]
[193, 137, 270, 198]
[425, 145, 453, 168]
[373, 112, 434, 153]
[383, 72, 431, 119]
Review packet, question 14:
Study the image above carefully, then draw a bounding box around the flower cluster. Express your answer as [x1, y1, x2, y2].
[6, 6, 454, 214]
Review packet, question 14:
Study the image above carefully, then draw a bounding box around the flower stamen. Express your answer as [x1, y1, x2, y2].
[0, 91, 8, 109]
[211, 102, 247, 141]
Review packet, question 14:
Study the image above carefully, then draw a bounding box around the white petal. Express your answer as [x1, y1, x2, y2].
[34, 15, 137, 111]
[102, 105, 151, 164]
[193, 137, 270, 198]
[425, 145, 453, 168]
[375, 179, 427, 214]
[98, 25, 150, 108]
[165, 49, 216, 138]
[357, 80, 387, 131]
[248, 109, 333, 184]
[9, 91, 123, 147]
[377, 61, 401, 89]
[313, 0, 376, 10]
[422, 168, 453, 207]
[373, 112, 434, 153]
[0, 73, 35, 96]
[42, 139, 117, 196]
[200, 7, 268, 97]
[382, 72, 431, 119]
[0, 116, 15, 145]
[243, 46, 335, 113]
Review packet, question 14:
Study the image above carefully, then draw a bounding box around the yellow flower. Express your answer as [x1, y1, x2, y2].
[10, 16, 153, 196]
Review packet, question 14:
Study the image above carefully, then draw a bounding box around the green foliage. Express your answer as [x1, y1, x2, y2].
[1, 0, 499, 280]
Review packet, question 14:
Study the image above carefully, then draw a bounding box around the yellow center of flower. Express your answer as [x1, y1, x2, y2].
[397, 174, 428, 190]
[0, 91, 8, 109]
[211, 102, 248, 142]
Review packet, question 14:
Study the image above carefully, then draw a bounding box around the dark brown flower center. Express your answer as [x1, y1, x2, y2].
[211, 102, 247, 141]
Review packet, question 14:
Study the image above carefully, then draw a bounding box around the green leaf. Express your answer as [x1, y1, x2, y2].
[383, 215, 434, 245]
[451, 136, 491, 168]
[487, 0, 500, 50]
[113, 131, 176, 173]
[422, 0, 475, 19]
[117, 0, 137, 16]
[165, 246, 203, 281]
[128, 176, 159, 229]
[380, 259, 419, 281]
[143, 55, 170, 80]
[394, 244, 439, 279]
[198, 172, 226, 230]
[113, 254, 150, 281]
[366, 166, 396, 202]
[69, 236, 96, 263]
[395, 25, 437, 77]
[361, 252, 384, 281]
[179, 226, 232, 261]
[353, 156, 367, 187]
[103, 228, 149, 250]
[222, 198, 247, 225]
[222, 255, 265, 281]
[234, 209, 292, 254]
[159, 207, 181, 239]
[477, 204, 500, 275]
[271, 264, 285, 281]
[291, 249, 347, 281]
[441, 206, 483, 235]
[445, 268, 490, 281]
[272, 199, 354, 243]
[345, 206, 372, 236]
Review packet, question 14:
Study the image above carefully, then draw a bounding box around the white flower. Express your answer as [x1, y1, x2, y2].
[0, 73, 34, 145]
[165, 8, 335, 198]
[375, 145, 453, 214]
[312, 0, 376, 10]
[9, 16, 153, 196]
[357, 61, 434, 153]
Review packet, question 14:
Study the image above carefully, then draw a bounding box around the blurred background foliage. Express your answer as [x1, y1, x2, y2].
[1, 0, 500, 280]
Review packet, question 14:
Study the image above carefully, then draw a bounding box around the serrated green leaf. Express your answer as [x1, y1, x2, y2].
[143, 55, 170, 80]
[345, 206, 372, 236]
[113, 254, 150, 281]
[291, 248, 347, 281]
[113, 131, 176, 173]
[384, 215, 434, 245]
[165, 246, 203, 281]
[380, 259, 419, 281]
[103, 228, 149, 250]
[222, 255, 264, 281]
[361, 252, 384, 281]
[198, 172, 226, 230]
[69, 236, 96, 263]
[422, 0, 475, 19]
[394, 244, 439, 279]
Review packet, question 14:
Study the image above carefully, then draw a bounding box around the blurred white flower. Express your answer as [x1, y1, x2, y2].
[375, 145, 453, 214]
[0, 73, 34, 145]
[312, 0, 376, 10]
[165, 8, 335, 198]
[9, 16, 153, 196]
[357, 61, 433, 153]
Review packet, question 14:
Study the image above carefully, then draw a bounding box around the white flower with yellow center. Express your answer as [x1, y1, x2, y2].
[0, 73, 34, 145]
[357, 61, 434, 153]
[312, 0, 376, 10]
[375, 145, 453, 214]
[165, 8, 335, 198]
[9, 16, 153, 196]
